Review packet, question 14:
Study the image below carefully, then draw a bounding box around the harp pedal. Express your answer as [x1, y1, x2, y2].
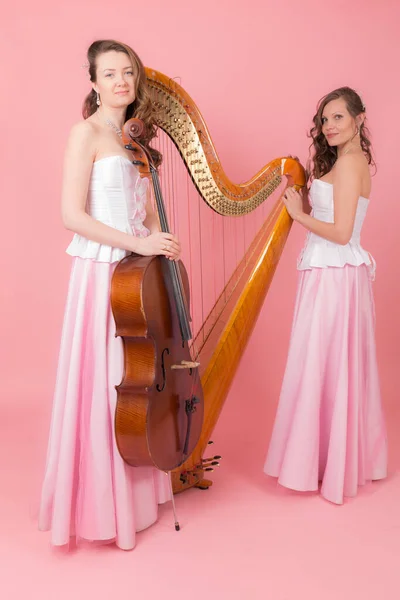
[171, 360, 200, 370]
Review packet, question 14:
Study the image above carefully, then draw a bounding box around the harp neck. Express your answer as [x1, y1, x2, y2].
[145, 67, 305, 215]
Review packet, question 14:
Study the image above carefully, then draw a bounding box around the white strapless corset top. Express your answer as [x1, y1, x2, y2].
[66, 155, 150, 263]
[297, 179, 375, 277]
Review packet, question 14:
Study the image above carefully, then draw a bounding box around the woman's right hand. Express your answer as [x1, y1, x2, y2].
[134, 232, 181, 261]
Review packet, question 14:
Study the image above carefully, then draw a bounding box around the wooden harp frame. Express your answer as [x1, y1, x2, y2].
[145, 68, 306, 493]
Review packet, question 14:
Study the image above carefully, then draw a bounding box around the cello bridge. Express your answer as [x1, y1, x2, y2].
[171, 360, 200, 370]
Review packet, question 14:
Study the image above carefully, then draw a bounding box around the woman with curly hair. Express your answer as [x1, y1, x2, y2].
[39, 40, 181, 549]
[264, 87, 387, 504]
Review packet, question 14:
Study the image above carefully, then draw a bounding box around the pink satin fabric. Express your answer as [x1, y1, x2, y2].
[264, 264, 387, 504]
[39, 258, 170, 549]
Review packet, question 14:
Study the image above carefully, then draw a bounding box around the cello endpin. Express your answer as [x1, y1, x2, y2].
[166, 472, 181, 532]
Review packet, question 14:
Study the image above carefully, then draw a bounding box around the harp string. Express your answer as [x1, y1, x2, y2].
[152, 128, 282, 353]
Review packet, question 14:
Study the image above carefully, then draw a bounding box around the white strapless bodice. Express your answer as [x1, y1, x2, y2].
[66, 155, 150, 263]
[297, 179, 375, 277]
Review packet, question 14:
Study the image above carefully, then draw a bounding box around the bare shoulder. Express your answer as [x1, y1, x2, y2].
[334, 153, 368, 175]
[333, 153, 370, 182]
[67, 119, 98, 144]
[65, 120, 99, 161]
[332, 153, 371, 198]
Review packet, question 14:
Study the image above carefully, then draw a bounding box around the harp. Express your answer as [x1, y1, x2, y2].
[145, 68, 305, 493]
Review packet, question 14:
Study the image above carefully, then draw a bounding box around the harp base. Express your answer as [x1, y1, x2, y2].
[173, 467, 213, 494]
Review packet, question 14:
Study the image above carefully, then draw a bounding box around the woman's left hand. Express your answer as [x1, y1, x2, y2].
[282, 187, 304, 220]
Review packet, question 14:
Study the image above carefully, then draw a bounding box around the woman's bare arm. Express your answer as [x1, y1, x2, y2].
[285, 155, 364, 245]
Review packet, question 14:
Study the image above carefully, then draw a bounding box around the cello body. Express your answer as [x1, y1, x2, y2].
[111, 238, 204, 472]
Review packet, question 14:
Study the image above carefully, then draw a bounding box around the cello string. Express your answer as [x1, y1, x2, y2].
[153, 139, 187, 319]
[153, 167, 192, 339]
[154, 162, 202, 466]
[156, 148, 202, 382]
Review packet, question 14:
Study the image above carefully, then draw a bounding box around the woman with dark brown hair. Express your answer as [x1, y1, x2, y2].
[38, 40, 181, 550]
[264, 87, 387, 504]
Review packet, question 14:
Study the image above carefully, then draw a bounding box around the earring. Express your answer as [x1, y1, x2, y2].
[96, 92, 100, 106]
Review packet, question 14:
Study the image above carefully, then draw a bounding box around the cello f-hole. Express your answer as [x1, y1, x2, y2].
[156, 348, 170, 392]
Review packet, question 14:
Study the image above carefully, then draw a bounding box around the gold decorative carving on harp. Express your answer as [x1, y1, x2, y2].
[145, 68, 306, 493]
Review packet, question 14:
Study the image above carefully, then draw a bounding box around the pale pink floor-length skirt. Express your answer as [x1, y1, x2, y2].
[39, 258, 171, 550]
[264, 264, 387, 504]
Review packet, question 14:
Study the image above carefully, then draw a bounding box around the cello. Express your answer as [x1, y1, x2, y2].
[110, 118, 204, 474]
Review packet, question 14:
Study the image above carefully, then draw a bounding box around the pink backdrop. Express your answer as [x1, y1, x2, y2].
[2, 0, 399, 429]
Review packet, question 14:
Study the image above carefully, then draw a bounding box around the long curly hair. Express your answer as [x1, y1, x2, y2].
[307, 87, 374, 182]
[82, 39, 162, 167]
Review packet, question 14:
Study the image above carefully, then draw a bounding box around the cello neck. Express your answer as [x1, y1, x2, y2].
[150, 165, 170, 233]
[150, 166, 192, 342]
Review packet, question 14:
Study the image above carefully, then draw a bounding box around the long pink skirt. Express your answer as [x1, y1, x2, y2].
[264, 264, 387, 504]
[39, 258, 171, 550]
